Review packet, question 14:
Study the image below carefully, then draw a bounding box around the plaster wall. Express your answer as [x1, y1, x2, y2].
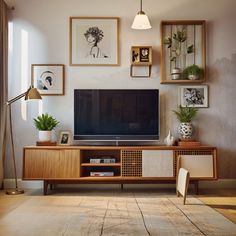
[4, 0, 236, 179]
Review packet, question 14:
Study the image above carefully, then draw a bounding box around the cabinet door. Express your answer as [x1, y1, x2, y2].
[179, 155, 214, 178]
[142, 150, 174, 177]
[24, 149, 61, 179]
[58, 150, 80, 178]
[24, 149, 80, 179]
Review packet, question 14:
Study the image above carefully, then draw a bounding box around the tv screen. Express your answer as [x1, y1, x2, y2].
[74, 89, 159, 141]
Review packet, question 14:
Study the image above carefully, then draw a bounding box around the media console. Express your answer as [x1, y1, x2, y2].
[23, 145, 217, 195]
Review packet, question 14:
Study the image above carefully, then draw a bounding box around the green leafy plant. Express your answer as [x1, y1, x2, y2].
[172, 105, 198, 123]
[33, 113, 59, 131]
[163, 27, 194, 68]
[183, 64, 203, 79]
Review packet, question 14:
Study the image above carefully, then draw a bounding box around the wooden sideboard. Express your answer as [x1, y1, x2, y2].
[23, 145, 217, 195]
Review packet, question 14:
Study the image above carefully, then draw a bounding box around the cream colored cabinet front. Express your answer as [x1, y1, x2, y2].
[142, 150, 174, 177]
[179, 155, 214, 178]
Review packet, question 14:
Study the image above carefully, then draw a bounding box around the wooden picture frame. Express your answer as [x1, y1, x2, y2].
[160, 20, 206, 84]
[31, 64, 64, 95]
[179, 85, 208, 108]
[58, 131, 72, 145]
[70, 17, 119, 66]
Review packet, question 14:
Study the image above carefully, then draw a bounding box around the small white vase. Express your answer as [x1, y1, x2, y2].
[164, 130, 175, 146]
[39, 131, 52, 142]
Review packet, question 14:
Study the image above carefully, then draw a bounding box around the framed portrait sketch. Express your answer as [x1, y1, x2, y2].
[58, 131, 72, 145]
[70, 17, 119, 66]
[179, 85, 208, 108]
[31, 64, 64, 95]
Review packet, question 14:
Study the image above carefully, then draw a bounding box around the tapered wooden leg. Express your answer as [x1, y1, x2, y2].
[44, 181, 48, 195]
[194, 181, 199, 195]
[50, 184, 53, 190]
[121, 184, 123, 190]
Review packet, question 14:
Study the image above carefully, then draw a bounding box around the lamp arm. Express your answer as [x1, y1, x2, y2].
[6, 87, 32, 105]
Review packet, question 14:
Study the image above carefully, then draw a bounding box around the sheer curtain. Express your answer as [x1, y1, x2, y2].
[0, 0, 8, 189]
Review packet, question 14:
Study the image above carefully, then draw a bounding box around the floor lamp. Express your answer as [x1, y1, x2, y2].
[4, 86, 42, 195]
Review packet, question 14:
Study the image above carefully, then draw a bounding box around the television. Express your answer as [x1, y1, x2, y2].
[74, 89, 159, 143]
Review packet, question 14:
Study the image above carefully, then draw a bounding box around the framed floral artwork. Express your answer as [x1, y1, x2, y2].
[179, 85, 208, 108]
[70, 17, 119, 66]
[31, 64, 64, 95]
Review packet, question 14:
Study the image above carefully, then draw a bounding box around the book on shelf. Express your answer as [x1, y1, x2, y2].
[90, 172, 114, 177]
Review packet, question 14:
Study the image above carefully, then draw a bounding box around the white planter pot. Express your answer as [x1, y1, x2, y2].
[39, 131, 52, 142]
[188, 74, 199, 80]
[179, 123, 193, 139]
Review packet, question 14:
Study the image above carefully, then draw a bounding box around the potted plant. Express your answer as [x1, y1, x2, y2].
[34, 113, 59, 141]
[172, 105, 198, 139]
[183, 64, 203, 80]
[163, 27, 194, 80]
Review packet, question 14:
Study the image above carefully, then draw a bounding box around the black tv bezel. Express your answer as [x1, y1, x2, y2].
[74, 89, 160, 142]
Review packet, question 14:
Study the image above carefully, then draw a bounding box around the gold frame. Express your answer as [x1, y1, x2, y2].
[31, 64, 65, 96]
[70, 17, 120, 66]
[160, 20, 206, 84]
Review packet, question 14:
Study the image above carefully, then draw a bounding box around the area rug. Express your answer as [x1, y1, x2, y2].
[0, 190, 236, 236]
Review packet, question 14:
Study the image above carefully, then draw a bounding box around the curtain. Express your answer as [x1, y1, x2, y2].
[0, 0, 8, 189]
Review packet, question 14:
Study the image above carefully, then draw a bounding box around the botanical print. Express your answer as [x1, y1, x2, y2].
[70, 17, 119, 65]
[179, 85, 208, 108]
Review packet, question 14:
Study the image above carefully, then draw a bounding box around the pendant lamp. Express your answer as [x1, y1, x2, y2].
[131, 0, 151, 30]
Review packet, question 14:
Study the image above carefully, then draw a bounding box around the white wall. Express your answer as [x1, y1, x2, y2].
[5, 0, 236, 179]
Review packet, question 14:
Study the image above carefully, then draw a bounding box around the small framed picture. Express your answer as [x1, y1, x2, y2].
[139, 47, 150, 62]
[179, 85, 208, 108]
[131, 46, 152, 64]
[31, 64, 64, 95]
[58, 131, 72, 145]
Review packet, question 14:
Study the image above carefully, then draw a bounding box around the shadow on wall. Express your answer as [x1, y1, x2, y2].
[205, 53, 236, 179]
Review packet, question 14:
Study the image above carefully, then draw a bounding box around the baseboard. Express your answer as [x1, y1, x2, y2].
[3, 178, 236, 190]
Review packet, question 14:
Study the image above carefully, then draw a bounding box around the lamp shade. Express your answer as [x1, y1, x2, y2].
[131, 11, 151, 30]
[25, 87, 42, 100]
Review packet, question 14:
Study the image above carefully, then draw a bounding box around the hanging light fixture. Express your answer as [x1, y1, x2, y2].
[131, 0, 151, 30]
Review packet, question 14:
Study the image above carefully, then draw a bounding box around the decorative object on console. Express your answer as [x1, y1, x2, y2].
[179, 85, 208, 108]
[130, 46, 152, 77]
[164, 130, 176, 146]
[58, 130, 72, 145]
[173, 105, 198, 140]
[160, 20, 206, 84]
[70, 17, 119, 66]
[34, 113, 59, 142]
[3, 86, 42, 195]
[131, 0, 151, 30]
[31, 64, 64, 95]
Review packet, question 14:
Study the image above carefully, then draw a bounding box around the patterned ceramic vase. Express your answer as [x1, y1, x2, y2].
[179, 123, 193, 139]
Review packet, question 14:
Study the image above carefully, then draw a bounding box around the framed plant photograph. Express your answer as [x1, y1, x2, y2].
[31, 64, 64, 95]
[179, 85, 208, 108]
[70, 17, 119, 66]
[58, 131, 72, 145]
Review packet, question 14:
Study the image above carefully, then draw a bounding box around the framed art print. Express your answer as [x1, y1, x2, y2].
[179, 85, 208, 108]
[58, 131, 72, 145]
[70, 17, 119, 66]
[31, 64, 64, 95]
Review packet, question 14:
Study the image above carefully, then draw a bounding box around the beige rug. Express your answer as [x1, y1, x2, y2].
[0, 189, 236, 236]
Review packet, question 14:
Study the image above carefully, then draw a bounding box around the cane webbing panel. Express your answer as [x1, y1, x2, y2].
[121, 150, 142, 177]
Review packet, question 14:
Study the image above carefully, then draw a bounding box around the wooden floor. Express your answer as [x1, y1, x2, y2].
[0, 188, 236, 236]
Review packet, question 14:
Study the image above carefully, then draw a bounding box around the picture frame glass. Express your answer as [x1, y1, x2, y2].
[70, 17, 119, 65]
[179, 85, 208, 108]
[58, 131, 71, 145]
[32, 64, 64, 95]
